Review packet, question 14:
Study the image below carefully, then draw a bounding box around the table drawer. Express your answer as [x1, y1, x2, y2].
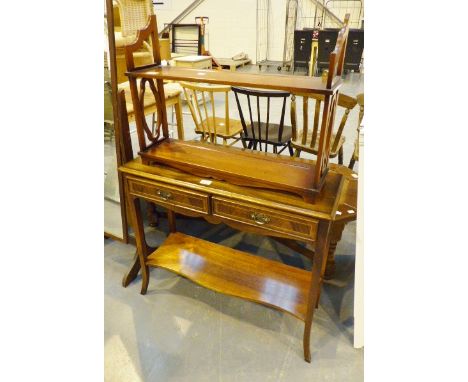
[212, 197, 318, 241]
[128, 177, 209, 214]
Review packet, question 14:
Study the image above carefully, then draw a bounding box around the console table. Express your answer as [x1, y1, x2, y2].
[120, 155, 357, 363]
[119, 13, 354, 362]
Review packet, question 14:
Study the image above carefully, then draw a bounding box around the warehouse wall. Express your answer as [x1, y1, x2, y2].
[154, 0, 258, 63]
[153, 0, 363, 64]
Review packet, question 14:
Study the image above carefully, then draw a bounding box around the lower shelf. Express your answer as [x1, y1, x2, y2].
[146, 232, 313, 321]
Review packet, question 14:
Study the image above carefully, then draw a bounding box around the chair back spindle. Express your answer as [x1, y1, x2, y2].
[232, 87, 293, 155]
[180, 82, 236, 145]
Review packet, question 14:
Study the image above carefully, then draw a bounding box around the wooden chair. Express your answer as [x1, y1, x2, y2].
[180, 82, 245, 146]
[231, 87, 294, 156]
[290, 92, 357, 164]
[348, 92, 364, 170]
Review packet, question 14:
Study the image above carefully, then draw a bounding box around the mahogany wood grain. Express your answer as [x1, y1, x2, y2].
[127, 66, 343, 96]
[212, 197, 318, 242]
[120, 157, 357, 221]
[139, 139, 322, 201]
[128, 176, 210, 215]
[303, 220, 332, 362]
[145, 232, 313, 321]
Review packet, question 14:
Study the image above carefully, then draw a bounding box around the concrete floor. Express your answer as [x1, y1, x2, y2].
[105, 66, 364, 381]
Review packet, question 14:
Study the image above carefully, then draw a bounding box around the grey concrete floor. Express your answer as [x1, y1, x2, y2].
[105, 66, 364, 381]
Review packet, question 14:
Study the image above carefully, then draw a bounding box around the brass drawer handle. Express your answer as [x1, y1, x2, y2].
[156, 189, 173, 201]
[250, 212, 271, 225]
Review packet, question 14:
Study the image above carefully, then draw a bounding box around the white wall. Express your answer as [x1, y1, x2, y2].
[152, 0, 363, 64]
[154, 0, 257, 63]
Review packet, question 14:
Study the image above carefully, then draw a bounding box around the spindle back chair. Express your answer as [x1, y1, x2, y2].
[232, 87, 294, 155]
[180, 82, 244, 146]
[290, 92, 357, 163]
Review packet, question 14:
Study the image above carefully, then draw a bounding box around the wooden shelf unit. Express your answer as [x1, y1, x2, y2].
[146, 232, 312, 321]
[123, 14, 350, 201]
[140, 139, 322, 201]
[126, 64, 342, 95]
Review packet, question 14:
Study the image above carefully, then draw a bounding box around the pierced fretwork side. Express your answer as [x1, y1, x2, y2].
[312, 14, 350, 189]
[124, 15, 169, 153]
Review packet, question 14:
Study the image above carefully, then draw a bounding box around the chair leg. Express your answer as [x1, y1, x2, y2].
[338, 147, 344, 165]
[288, 141, 294, 156]
[294, 149, 301, 157]
[147, 202, 159, 227]
[348, 157, 356, 170]
[174, 98, 184, 140]
[240, 136, 247, 148]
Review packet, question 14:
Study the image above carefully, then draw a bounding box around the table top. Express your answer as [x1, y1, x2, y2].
[119, 155, 357, 222]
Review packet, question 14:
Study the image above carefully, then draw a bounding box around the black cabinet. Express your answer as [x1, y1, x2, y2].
[293, 30, 313, 71]
[344, 29, 364, 71]
[317, 28, 339, 71]
[316, 28, 364, 72]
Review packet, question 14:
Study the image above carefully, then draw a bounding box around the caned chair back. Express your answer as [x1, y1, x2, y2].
[115, 0, 154, 38]
[180, 82, 233, 144]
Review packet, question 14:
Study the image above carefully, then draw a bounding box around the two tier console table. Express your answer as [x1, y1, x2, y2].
[119, 13, 356, 362]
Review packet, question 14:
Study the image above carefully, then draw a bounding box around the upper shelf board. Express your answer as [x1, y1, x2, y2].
[126, 65, 342, 95]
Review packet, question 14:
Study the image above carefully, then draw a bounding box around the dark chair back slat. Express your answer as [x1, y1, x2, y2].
[231, 87, 293, 156]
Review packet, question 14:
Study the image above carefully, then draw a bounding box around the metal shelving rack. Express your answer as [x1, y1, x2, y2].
[256, 0, 298, 71]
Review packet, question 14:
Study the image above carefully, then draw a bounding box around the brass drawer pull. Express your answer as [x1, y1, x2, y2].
[156, 189, 173, 201]
[250, 212, 271, 225]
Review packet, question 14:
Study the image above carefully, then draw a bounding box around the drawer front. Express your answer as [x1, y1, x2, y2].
[128, 177, 209, 214]
[212, 197, 318, 241]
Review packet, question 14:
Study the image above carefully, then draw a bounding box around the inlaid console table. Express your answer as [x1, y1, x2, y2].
[120, 156, 357, 363]
[119, 13, 355, 362]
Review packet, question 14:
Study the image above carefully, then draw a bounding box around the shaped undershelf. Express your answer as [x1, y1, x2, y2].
[146, 232, 313, 321]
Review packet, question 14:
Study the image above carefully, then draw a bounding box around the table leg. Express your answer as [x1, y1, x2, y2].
[324, 222, 346, 280]
[122, 250, 141, 287]
[303, 220, 331, 362]
[168, 210, 177, 233]
[126, 196, 151, 295]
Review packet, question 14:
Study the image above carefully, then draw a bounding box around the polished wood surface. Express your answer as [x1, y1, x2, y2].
[139, 139, 322, 201]
[128, 177, 210, 215]
[212, 197, 319, 242]
[121, 157, 357, 222]
[146, 232, 312, 321]
[121, 155, 356, 362]
[127, 65, 342, 95]
[124, 14, 350, 198]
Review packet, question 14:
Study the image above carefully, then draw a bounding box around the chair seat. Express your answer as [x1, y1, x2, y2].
[118, 81, 183, 114]
[196, 117, 244, 138]
[292, 131, 345, 156]
[114, 32, 138, 48]
[243, 122, 292, 145]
